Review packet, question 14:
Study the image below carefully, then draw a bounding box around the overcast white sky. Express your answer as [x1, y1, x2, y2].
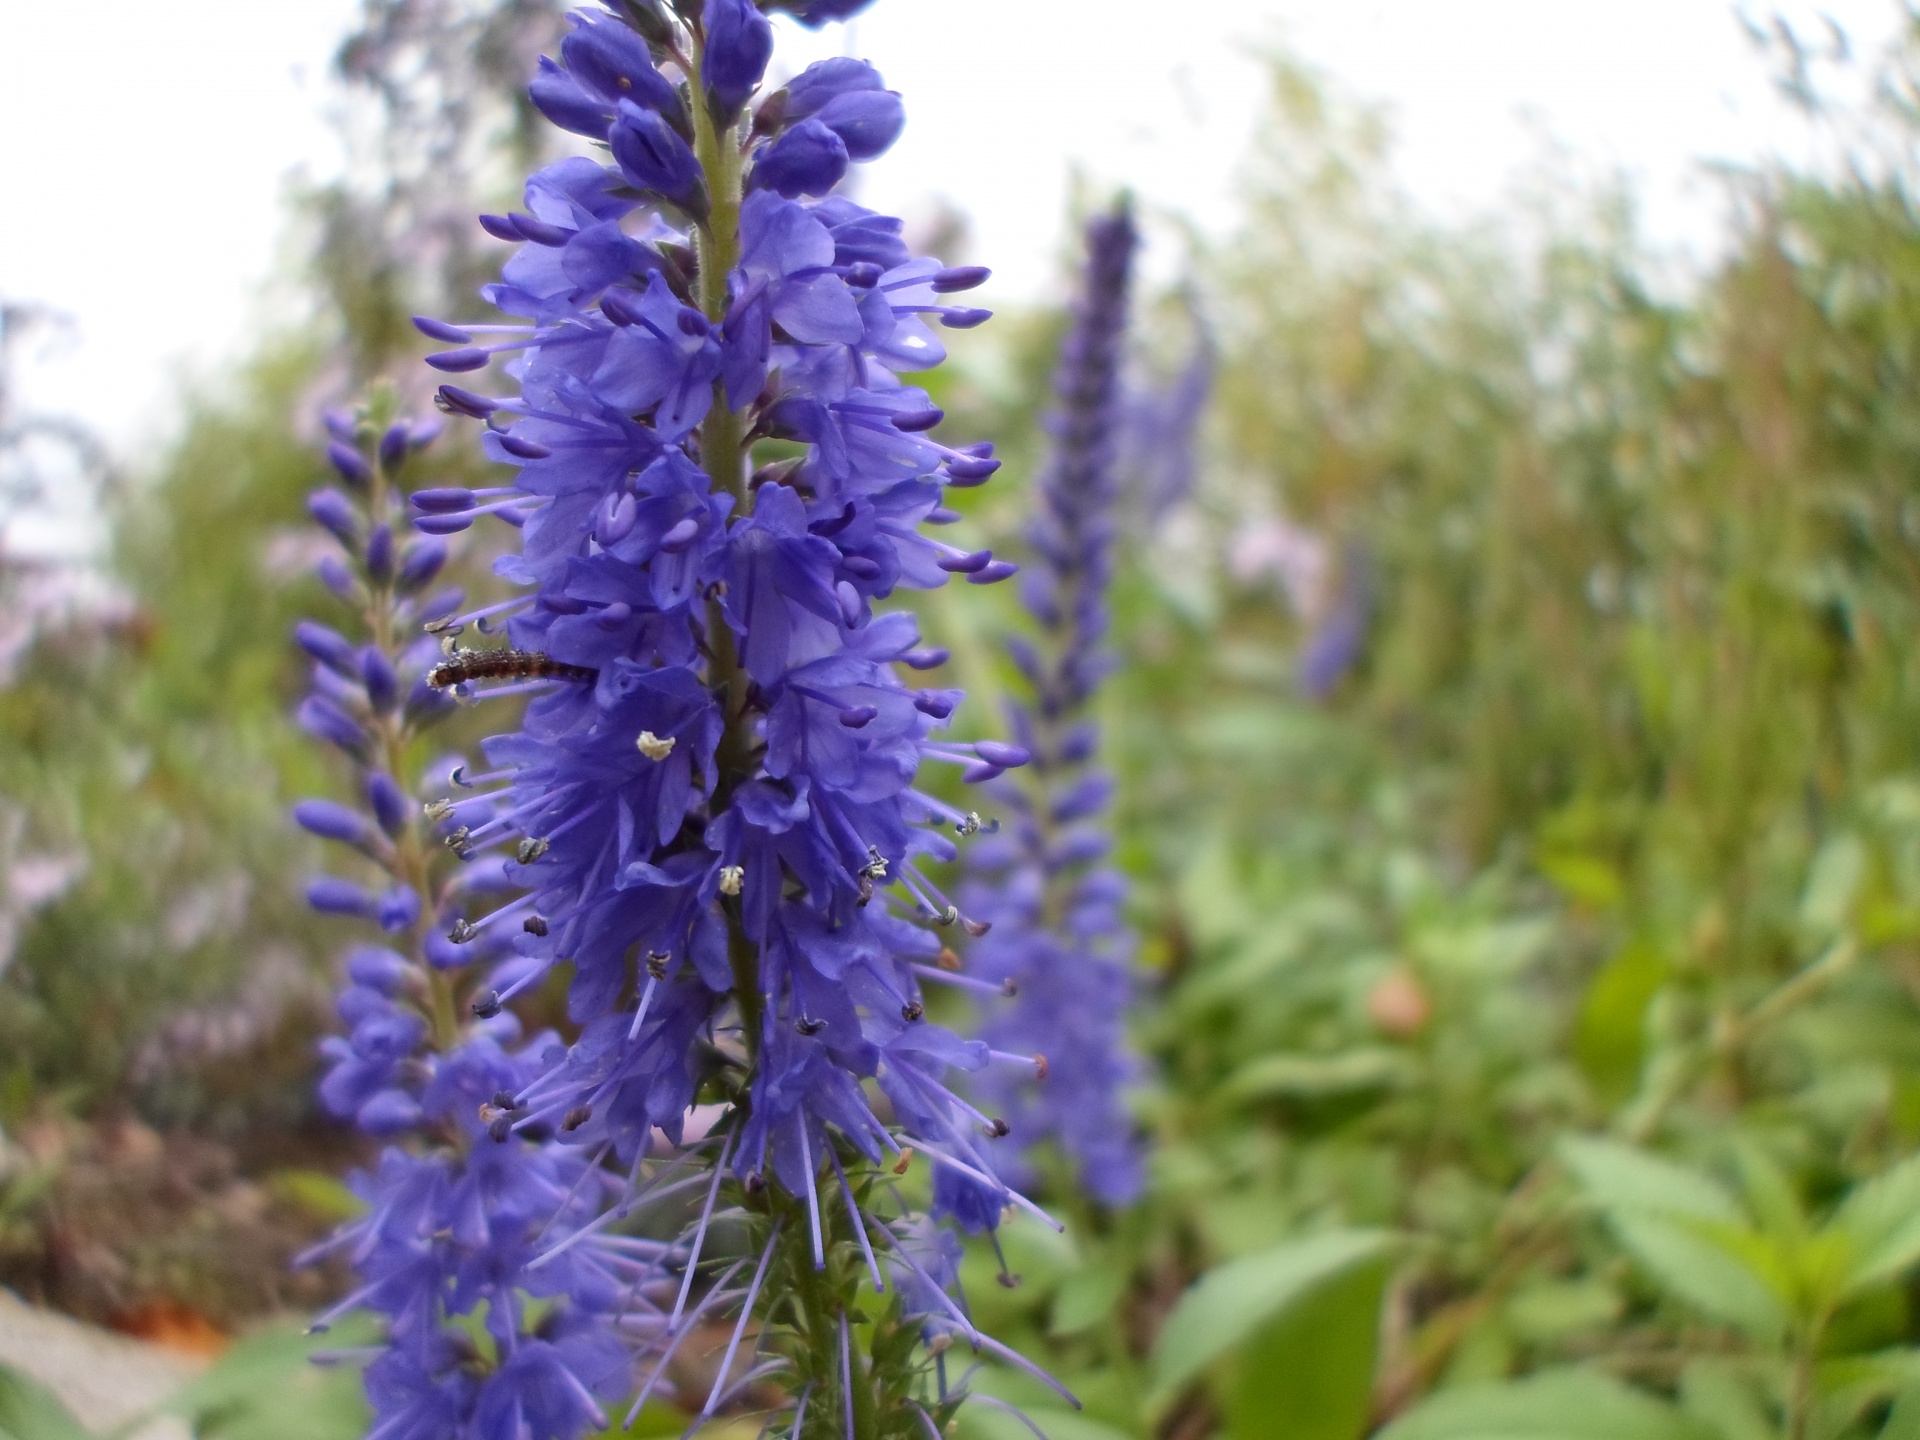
[0, 0, 1908, 465]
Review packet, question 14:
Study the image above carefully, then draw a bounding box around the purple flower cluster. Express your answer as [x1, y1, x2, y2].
[961, 203, 1145, 1206]
[296, 409, 666, 1440]
[296, 4, 1075, 1437]
[294, 409, 652, 1440]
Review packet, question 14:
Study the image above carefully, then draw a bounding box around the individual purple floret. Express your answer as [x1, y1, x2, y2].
[961, 201, 1146, 1206]
[302, 5, 1075, 1437]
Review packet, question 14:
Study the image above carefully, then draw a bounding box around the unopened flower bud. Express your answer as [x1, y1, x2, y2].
[326, 441, 373, 488]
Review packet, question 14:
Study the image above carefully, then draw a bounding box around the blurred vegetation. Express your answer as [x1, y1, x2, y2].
[0, 0, 561, 1327]
[939, 14, 1920, 1440]
[12, 5, 1920, 1440]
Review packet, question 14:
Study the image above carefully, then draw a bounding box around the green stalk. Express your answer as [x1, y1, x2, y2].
[361, 437, 460, 1052]
[788, 1197, 881, 1440]
[684, 57, 889, 1440]
[1785, 1319, 1822, 1440]
[687, 56, 764, 1059]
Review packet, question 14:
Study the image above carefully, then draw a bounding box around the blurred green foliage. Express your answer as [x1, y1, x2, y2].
[938, 18, 1920, 1440]
[0, 343, 337, 1129]
[0, 1, 560, 1134]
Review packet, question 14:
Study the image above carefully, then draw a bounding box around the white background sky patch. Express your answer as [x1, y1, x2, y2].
[0, 0, 1907, 469]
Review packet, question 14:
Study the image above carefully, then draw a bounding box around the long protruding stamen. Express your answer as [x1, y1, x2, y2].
[698, 1218, 783, 1420]
[628, 974, 660, 1040]
[839, 1310, 856, 1440]
[828, 1145, 884, 1292]
[668, 1131, 732, 1330]
[799, 1120, 826, 1271]
[881, 1232, 976, 1338]
[622, 1257, 748, 1427]
[912, 962, 1015, 999]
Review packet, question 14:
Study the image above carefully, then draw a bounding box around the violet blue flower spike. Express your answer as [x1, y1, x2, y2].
[961, 200, 1146, 1206]
[1120, 296, 1215, 525]
[292, 399, 653, 1440]
[305, 6, 1067, 1438]
[1298, 542, 1373, 700]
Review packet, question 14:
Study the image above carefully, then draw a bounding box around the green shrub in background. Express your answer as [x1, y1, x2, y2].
[934, 18, 1920, 1440]
[0, 1, 561, 1134]
[0, 0, 563, 1336]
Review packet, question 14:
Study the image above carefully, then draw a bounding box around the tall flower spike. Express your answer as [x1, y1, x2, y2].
[1120, 293, 1215, 525]
[961, 200, 1146, 1206]
[293, 398, 657, 1440]
[387, 5, 1064, 1436]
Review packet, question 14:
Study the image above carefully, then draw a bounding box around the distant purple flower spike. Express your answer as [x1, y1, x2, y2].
[366, 772, 410, 838]
[1297, 544, 1373, 700]
[1118, 295, 1215, 523]
[396, 538, 448, 594]
[378, 423, 413, 470]
[962, 200, 1145, 1207]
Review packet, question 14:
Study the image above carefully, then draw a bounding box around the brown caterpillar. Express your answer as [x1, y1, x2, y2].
[428, 648, 599, 690]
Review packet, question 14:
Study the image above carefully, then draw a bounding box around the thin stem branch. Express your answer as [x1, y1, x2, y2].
[1618, 935, 1857, 1143]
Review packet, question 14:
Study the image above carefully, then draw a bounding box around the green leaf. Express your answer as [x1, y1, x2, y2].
[1147, 1228, 1396, 1411]
[0, 1365, 88, 1440]
[1834, 1154, 1920, 1297]
[591, 1401, 693, 1439]
[164, 1315, 375, 1440]
[1573, 941, 1667, 1102]
[1815, 1353, 1920, 1440]
[1502, 1280, 1621, 1343]
[1801, 833, 1866, 938]
[1051, 1264, 1129, 1338]
[1538, 851, 1625, 910]
[267, 1168, 369, 1224]
[1225, 1251, 1390, 1440]
[1879, 1377, 1920, 1440]
[1678, 1359, 1773, 1440]
[1375, 1368, 1718, 1440]
[1220, 1049, 1409, 1102]
[956, 1404, 1135, 1440]
[1558, 1137, 1743, 1224]
[1608, 1213, 1788, 1342]
[1732, 1144, 1805, 1240]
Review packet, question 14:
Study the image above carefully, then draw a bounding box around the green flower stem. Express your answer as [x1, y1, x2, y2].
[684, 54, 890, 1440]
[688, 46, 763, 1062]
